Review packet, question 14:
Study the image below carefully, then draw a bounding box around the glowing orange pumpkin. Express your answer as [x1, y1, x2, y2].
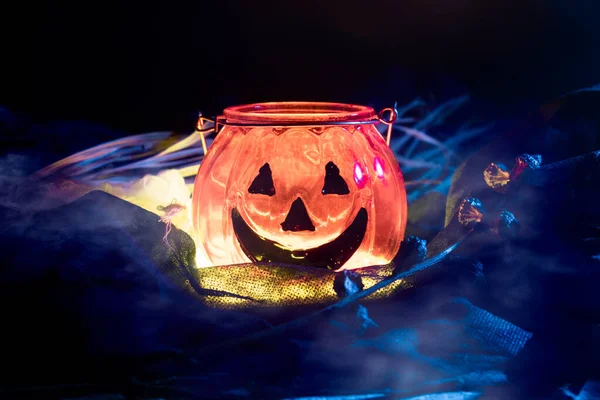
[192, 102, 407, 270]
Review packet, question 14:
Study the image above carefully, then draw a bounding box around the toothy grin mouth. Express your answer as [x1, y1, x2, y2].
[231, 208, 368, 270]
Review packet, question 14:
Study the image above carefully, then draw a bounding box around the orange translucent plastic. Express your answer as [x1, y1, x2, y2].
[192, 102, 407, 270]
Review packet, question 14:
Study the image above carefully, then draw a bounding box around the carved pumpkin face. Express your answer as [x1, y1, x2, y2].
[192, 103, 407, 270]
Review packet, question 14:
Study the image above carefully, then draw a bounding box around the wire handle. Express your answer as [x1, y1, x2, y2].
[195, 112, 217, 155]
[377, 102, 398, 146]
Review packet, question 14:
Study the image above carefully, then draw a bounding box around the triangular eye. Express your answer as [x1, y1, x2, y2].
[248, 163, 276, 196]
[322, 162, 350, 195]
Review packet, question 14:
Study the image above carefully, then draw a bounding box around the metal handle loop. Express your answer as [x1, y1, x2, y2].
[378, 104, 398, 146]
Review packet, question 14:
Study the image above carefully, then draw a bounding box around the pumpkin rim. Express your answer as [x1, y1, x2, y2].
[222, 101, 377, 124]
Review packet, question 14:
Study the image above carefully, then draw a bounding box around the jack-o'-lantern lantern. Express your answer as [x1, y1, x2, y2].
[192, 102, 407, 270]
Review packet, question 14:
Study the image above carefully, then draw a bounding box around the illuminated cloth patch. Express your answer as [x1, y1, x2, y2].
[191, 263, 412, 309]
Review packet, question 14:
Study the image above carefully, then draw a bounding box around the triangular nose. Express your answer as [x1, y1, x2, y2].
[281, 197, 315, 232]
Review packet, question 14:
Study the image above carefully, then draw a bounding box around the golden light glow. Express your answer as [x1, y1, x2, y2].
[97, 169, 410, 308]
[103, 169, 195, 239]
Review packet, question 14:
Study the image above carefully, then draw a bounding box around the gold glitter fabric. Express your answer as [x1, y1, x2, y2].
[189, 262, 414, 309]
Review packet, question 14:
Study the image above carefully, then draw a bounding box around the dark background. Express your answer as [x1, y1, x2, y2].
[3, 0, 600, 135]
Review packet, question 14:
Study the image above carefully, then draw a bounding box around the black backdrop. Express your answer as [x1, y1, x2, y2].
[3, 0, 600, 135]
